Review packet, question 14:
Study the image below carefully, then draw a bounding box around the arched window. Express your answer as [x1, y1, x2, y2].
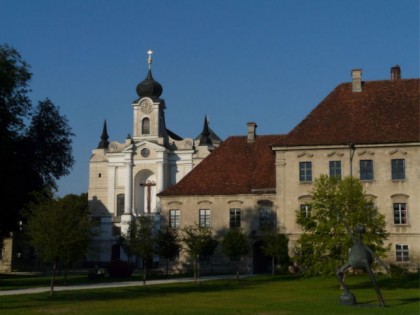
[142, 118, 150, 134]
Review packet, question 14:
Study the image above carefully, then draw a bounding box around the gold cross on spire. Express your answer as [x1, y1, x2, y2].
[147, 50, 153, 70]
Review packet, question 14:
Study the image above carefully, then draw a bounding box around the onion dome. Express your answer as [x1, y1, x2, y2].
[136, 69, 163, 98]
[136, 50, 163, 99]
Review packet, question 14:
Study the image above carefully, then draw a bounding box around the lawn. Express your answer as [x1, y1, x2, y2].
[0, 273, 418, 315]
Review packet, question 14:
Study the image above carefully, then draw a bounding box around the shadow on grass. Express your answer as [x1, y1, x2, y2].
[0, 278, 256, 312]
[345, 273, 419, 290]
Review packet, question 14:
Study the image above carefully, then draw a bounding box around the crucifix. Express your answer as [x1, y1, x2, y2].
[140, 180, 156, 214]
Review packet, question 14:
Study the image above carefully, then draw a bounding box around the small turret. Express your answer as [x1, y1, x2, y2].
[198, 116, 213, 146]
[97, 120, 109, 149]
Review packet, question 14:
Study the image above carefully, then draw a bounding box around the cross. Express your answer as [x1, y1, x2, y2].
[140, 180, 156, 214]
[147, 50, 153, 69]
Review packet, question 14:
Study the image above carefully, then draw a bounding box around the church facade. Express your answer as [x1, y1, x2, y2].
[87, 52, 220, 262]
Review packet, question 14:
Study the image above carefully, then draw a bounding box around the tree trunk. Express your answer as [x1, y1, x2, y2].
[272, 257, 275, 276]
[236, 260, 240, 280]
[63, 268, 68, 285]
[143, 259, 147, 286]
[50, 262, 57, 296]
[197, 257, 200, 285]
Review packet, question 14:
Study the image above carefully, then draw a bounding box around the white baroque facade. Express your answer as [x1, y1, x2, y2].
[88, 52, 220, 262]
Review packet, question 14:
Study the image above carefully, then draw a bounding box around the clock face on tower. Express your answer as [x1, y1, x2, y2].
[139, 99, 153, 114]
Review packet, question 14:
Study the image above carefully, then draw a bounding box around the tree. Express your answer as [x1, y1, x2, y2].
[182, 224, 218, 283]
[260, 229, 289, 276]
[156, 227, 181, 276]
[120, 216, 155, 285]
[56, 193, 92, 281]
[26, 99, 74, 190]
[25, 192, 95, 295]
[0, 44, 74, 239]
[0, 44, 32, 237]
[119, 220, 138, 263]
[221, 228, 250, 279]
[295, 175, 389, 276]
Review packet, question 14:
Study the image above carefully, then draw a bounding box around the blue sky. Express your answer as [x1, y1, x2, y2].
[1, 0, 419, 197]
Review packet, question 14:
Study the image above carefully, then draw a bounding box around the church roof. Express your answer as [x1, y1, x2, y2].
[273, 78, 420, 147]
[158, 134, 284, 196]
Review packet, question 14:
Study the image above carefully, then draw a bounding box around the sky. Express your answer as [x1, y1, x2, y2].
[1, 0, 419, 197]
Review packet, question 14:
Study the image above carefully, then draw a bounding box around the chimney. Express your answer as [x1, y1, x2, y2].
[247, 122, 257, 143]
[391, 65, 401, 80]
[351, 69, 362, 92]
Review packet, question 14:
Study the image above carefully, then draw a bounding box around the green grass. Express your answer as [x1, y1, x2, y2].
[0, 273, 419, 315]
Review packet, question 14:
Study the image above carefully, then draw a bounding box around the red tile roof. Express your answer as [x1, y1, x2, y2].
[274, 79, 420, 147]
[158, 135, 284, 196]
[159, 77, 419, 197]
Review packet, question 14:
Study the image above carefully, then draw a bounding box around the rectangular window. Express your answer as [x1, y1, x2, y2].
[329, 161, 342, 179]
[360, 160, 373, 180]
[199, 209, 211, 227]
[169, 209, 180, 228]
[391, 159, 405, 180]
[300, 204, 311, 217]
[259, 207, 272, 229]
[393, 203, 407, 225]
[395, 244, 409, 262]
[116, 194, 125, 216]
[299, 162, 312, 182]
[229, 208, 241, 228]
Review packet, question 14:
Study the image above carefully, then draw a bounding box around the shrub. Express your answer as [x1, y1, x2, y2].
[108, 260, 134, 277]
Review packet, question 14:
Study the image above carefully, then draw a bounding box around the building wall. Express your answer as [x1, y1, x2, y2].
[160, 193, 278, 273]
[275, 142, 420, 271]
[0, 237, 13, 273]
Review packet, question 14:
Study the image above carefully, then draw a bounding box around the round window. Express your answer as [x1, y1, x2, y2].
[141, 148, 150, 158]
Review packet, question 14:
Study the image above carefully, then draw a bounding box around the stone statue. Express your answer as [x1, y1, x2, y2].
[336, 224, 386, 307]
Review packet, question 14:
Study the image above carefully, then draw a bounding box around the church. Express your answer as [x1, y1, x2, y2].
[87, 51, 221, 262]
[87, 54, 419, 274]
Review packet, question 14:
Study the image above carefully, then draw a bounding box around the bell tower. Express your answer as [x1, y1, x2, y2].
[132, 50, 167, 144]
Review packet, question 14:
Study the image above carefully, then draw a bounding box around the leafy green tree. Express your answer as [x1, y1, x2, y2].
[182, 224, 218, 283]
[295, 175, 389, 276]
[26, 99, 74, 189]
[0, 44, 74, 239]
[221, 228, 250, 279]
[120, 216, 155, 285]
[261, 229, 289, 275]
[119, 220, 138, 263]
[25, 192, 95, 295]
[156, 227, 181, 276]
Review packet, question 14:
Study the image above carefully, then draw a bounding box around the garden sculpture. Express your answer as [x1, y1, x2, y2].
[336, 224, 386, 307]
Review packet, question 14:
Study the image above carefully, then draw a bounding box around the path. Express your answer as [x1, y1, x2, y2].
[0, 275, 239, 296]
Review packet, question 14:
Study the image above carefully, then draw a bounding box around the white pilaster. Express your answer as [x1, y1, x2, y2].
[123, 159, 133, 215]
[108, 165, 116, 216]
[121, 149, 134, 235]
[157, 161, 164, 193]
